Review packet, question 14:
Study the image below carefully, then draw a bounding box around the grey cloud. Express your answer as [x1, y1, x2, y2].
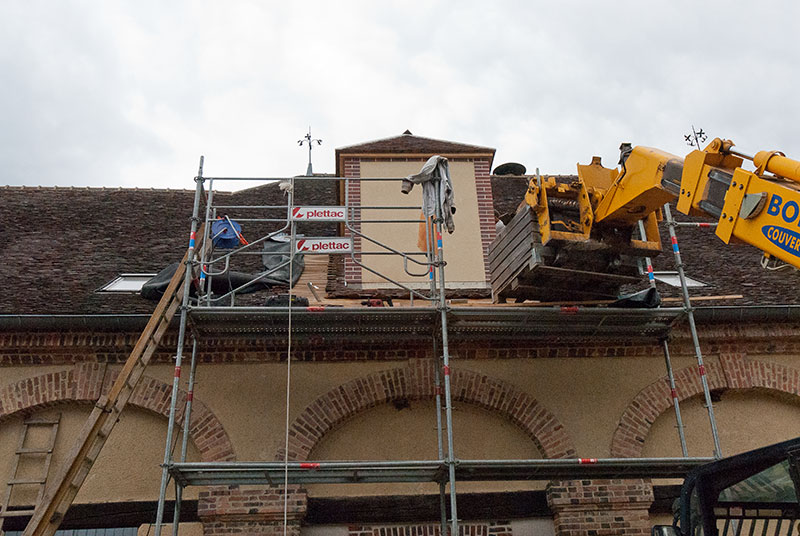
[1, 1, 798, 188]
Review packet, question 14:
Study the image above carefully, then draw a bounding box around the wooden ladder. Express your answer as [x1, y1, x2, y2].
[1, 415, 61, 519]
[22, 228, 202, 536]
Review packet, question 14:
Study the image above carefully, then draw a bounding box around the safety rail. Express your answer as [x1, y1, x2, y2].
[194, 173, 441, 306]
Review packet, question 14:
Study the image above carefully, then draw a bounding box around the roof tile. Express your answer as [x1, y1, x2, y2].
[336, 132, 495, 155]
[4, 157, 799, 314]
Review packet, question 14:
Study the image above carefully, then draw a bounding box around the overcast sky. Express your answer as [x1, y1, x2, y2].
[2, 1, 798, 189]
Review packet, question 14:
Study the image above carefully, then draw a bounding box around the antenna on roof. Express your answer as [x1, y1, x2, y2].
[298, 126, 322, 176]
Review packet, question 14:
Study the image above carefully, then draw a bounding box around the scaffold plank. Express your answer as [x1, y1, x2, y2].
[186, 306, 684, 343]
[169, 457, 712, 487]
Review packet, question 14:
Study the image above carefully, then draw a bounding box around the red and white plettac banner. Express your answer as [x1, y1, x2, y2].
[295, 237, 353, 254]
[292, 206, 347, 221]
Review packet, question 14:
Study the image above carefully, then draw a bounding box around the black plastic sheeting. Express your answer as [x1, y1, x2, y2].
[140, 238, 304, 301]
[612, 287, 661, 308]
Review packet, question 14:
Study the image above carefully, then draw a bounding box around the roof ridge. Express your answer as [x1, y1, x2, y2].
[337, 132, 495, 152]
[1, 184, 196, 192]
[336, 133, 412, 150]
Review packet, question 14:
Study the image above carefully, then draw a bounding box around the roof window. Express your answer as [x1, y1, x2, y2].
[652, 271, 707, 288]
[97, 274, 156, 293]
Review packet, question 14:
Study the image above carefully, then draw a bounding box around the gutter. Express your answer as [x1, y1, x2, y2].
[690, 305, 800, 323]
[0, 314, 153, 331]
[1, 305, 799, 332]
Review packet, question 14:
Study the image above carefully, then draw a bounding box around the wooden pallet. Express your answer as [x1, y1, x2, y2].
[489, 206, 642, 303]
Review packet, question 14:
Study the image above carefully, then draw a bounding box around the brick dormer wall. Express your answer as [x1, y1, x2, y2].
[474, 157, 496, 280]
[343, 157, 363, 287]
[335, 133, 497, 293]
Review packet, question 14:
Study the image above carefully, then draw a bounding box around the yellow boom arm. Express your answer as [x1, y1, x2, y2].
[582, 137, 800, 269]
[678, 138, 800, 267]
[495, 136, 800, 303]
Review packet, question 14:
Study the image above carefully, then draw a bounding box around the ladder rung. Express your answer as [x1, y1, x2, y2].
[8, 478, 46, 485]
[23, 418, 61, 425]
[16, 447, 52, 454]
[0, 508, 36, 517]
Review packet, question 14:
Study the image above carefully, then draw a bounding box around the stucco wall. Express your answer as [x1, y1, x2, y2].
[0, 404, 200, 505]
[4, 344, 800, 508]
[358, 160, 487, 287]
[306, 400, 543, 497]
[643, 389, 800, 458]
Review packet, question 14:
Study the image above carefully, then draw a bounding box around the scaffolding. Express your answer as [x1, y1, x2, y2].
[147, 160, 476, 536]
[19, 158, 724, 536]
[148, 160, 722, 536]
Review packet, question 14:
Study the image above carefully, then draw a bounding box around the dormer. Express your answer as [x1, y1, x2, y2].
[334, 131, 496, 294]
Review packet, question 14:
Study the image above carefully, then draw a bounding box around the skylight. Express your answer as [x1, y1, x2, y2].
[652, 271, 707, 288]
[97, 274, 155, 293]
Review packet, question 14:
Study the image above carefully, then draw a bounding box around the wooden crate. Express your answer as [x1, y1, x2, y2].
[489, 206, 642, 303]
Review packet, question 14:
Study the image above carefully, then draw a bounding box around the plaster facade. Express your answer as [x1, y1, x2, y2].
[357, 159, 488, 288]
[3, 323, 800, 535]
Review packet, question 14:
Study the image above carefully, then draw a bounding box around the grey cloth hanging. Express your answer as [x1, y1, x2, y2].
[261, 235, 304, 286]
[401, 155, 456, 233]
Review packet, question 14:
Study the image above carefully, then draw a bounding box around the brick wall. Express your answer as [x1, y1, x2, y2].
[280, 358, 576, 461]
[198, 485, 307, 536]
[343, 157, 363, 287]
[611, 351, 800, 457]
[0, 362, 235, 462]
[5, 323, 800, 366]
[547, 479, 654, 536]
[347, 520, 513, 536]
[7, 328, 800, 533]
[473, 158, 496, 282]
[338, 154, 495, 289]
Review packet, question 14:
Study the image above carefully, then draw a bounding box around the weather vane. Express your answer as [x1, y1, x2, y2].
[685, 125, 708, 148]
[298, 127, 322, 176]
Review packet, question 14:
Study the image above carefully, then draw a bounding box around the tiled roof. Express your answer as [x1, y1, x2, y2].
[1, 181, 338, 314]
[4, 168, 799, 315]
[336, 132, 495, 156]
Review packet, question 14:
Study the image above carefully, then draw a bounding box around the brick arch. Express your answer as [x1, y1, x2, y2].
[282, 359, 576, 461]
[0, 363, 235, 462]
[611, 352, 800, 458]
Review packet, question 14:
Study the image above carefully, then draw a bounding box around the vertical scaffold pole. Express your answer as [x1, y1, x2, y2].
[661, 339, 689, 457]
[154, 157, 206, 536]
[637, 220, 688, 457]
[200, 179, 215, 305]
[426, 214, 449, 536]
[433, 356, 449, 536]
[663, 204, 722, 459]
[434, 176, 459, 536]
[171, 336, 199, 536]
[282, 174, 297, 536]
